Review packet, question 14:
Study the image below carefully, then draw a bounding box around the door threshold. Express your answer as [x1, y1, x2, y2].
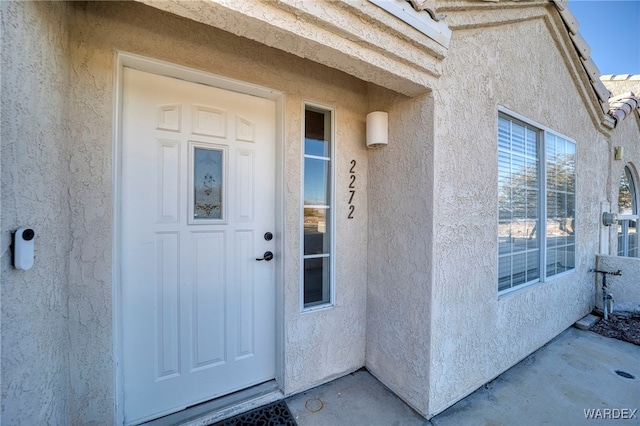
[142, 381, 283, 426]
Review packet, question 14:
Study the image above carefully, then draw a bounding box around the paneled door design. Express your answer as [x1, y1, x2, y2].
[120, 68, 276, 424]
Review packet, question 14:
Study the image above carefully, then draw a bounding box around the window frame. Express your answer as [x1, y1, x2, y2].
[497, 107, 577, 297]
[300, 101, 336, 312]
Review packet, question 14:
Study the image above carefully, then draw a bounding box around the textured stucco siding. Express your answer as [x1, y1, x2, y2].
[595, 255, 640, 313]
[600, 112, 640, 312]
[135, 0, 448, 97]
[427, 15, 605, 416]
[1, 2, 72, 424]
[601, 75, 640, 100]
[62, 2, 370, 422]
[6, 1, 637, 424]
[365, 86, 434, 417]
[607, 113, 640, 254]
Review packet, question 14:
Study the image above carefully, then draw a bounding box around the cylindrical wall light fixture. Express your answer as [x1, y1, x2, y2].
[614, 146, 624, 161]
[366, 111, 388, 148]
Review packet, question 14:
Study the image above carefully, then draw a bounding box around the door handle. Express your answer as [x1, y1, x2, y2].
[256, 251, 274, 261]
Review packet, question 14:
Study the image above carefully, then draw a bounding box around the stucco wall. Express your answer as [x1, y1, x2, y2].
[1, 2, 72, 424]
[599, 101, 640, 313]
[365, 86, 435, 417]
[601, 75, 640, 98]
[63, 2, 370, 422]
[7, 1, 633, 424]
[427, 13, 606, 416]
[607, 113, 640, 254]
[136, 0, 448, 97]
[595, 255, 640, 313]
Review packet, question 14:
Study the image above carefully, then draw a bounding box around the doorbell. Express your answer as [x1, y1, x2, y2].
[13, 227, 35, 270]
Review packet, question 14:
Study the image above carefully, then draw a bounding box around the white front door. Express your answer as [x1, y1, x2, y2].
[120, 68, 276, 424]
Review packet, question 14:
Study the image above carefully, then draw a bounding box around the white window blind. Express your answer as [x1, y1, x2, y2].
[498, 113, 575, 294]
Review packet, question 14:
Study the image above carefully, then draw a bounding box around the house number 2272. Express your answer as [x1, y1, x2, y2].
[348, 160, 356, 219]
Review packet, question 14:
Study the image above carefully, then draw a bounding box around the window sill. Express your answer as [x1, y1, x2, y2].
[301, 303, 334, 314]
[498, 269, 576, 300]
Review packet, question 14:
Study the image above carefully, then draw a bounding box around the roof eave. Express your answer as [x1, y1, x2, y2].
[549, 0, 613, 129]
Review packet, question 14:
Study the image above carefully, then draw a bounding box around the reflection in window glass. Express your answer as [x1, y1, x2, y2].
[619, 166, 636, 215]
[304, 208, 330, 255]
[304, 158, 330, 205]
[304, 109, 330, 157]
[498, 116, 540, 292]
[303, 257, 331, 306]
[618, 166, 638, 257]
[302, 106, 333, 309]
[629, 221, 638, 258]
[545, 134, 575, 277]
[305, 138, 329, 157]
[498, 113, 575, 293]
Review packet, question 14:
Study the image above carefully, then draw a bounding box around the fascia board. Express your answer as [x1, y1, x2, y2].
[367, 0, 452, 48]
[555, 3, 579, 34]
[582, 57, 603, 83]
[569, 31, 591, 59]
[592, 79, 612, 103]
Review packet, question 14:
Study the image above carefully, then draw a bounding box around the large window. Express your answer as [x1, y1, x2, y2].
[617, 166, 638, 257]
[302, 105, 334, 310]
[498, 112, 576, 294]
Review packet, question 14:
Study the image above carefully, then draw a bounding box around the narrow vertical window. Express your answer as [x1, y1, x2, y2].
[617, 166, 638, 257]
[302, 105, 334, 309]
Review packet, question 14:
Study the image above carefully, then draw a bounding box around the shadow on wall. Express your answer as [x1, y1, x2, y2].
[595, 255, 640, 314]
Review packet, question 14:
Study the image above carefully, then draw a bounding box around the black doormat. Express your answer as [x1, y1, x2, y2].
[209, 401, 297, 426]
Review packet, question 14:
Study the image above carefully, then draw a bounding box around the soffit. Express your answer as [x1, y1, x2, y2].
[135, 0, 451, 97]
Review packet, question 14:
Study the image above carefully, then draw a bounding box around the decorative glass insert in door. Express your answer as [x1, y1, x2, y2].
[189, 142, 226, 224]
[302, 105, 334, 309]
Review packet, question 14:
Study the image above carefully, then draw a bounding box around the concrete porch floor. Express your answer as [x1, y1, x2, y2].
[285, 327, 640, 426]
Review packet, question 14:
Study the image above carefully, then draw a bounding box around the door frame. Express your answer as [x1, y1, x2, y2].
[112, 51, 285, 425]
